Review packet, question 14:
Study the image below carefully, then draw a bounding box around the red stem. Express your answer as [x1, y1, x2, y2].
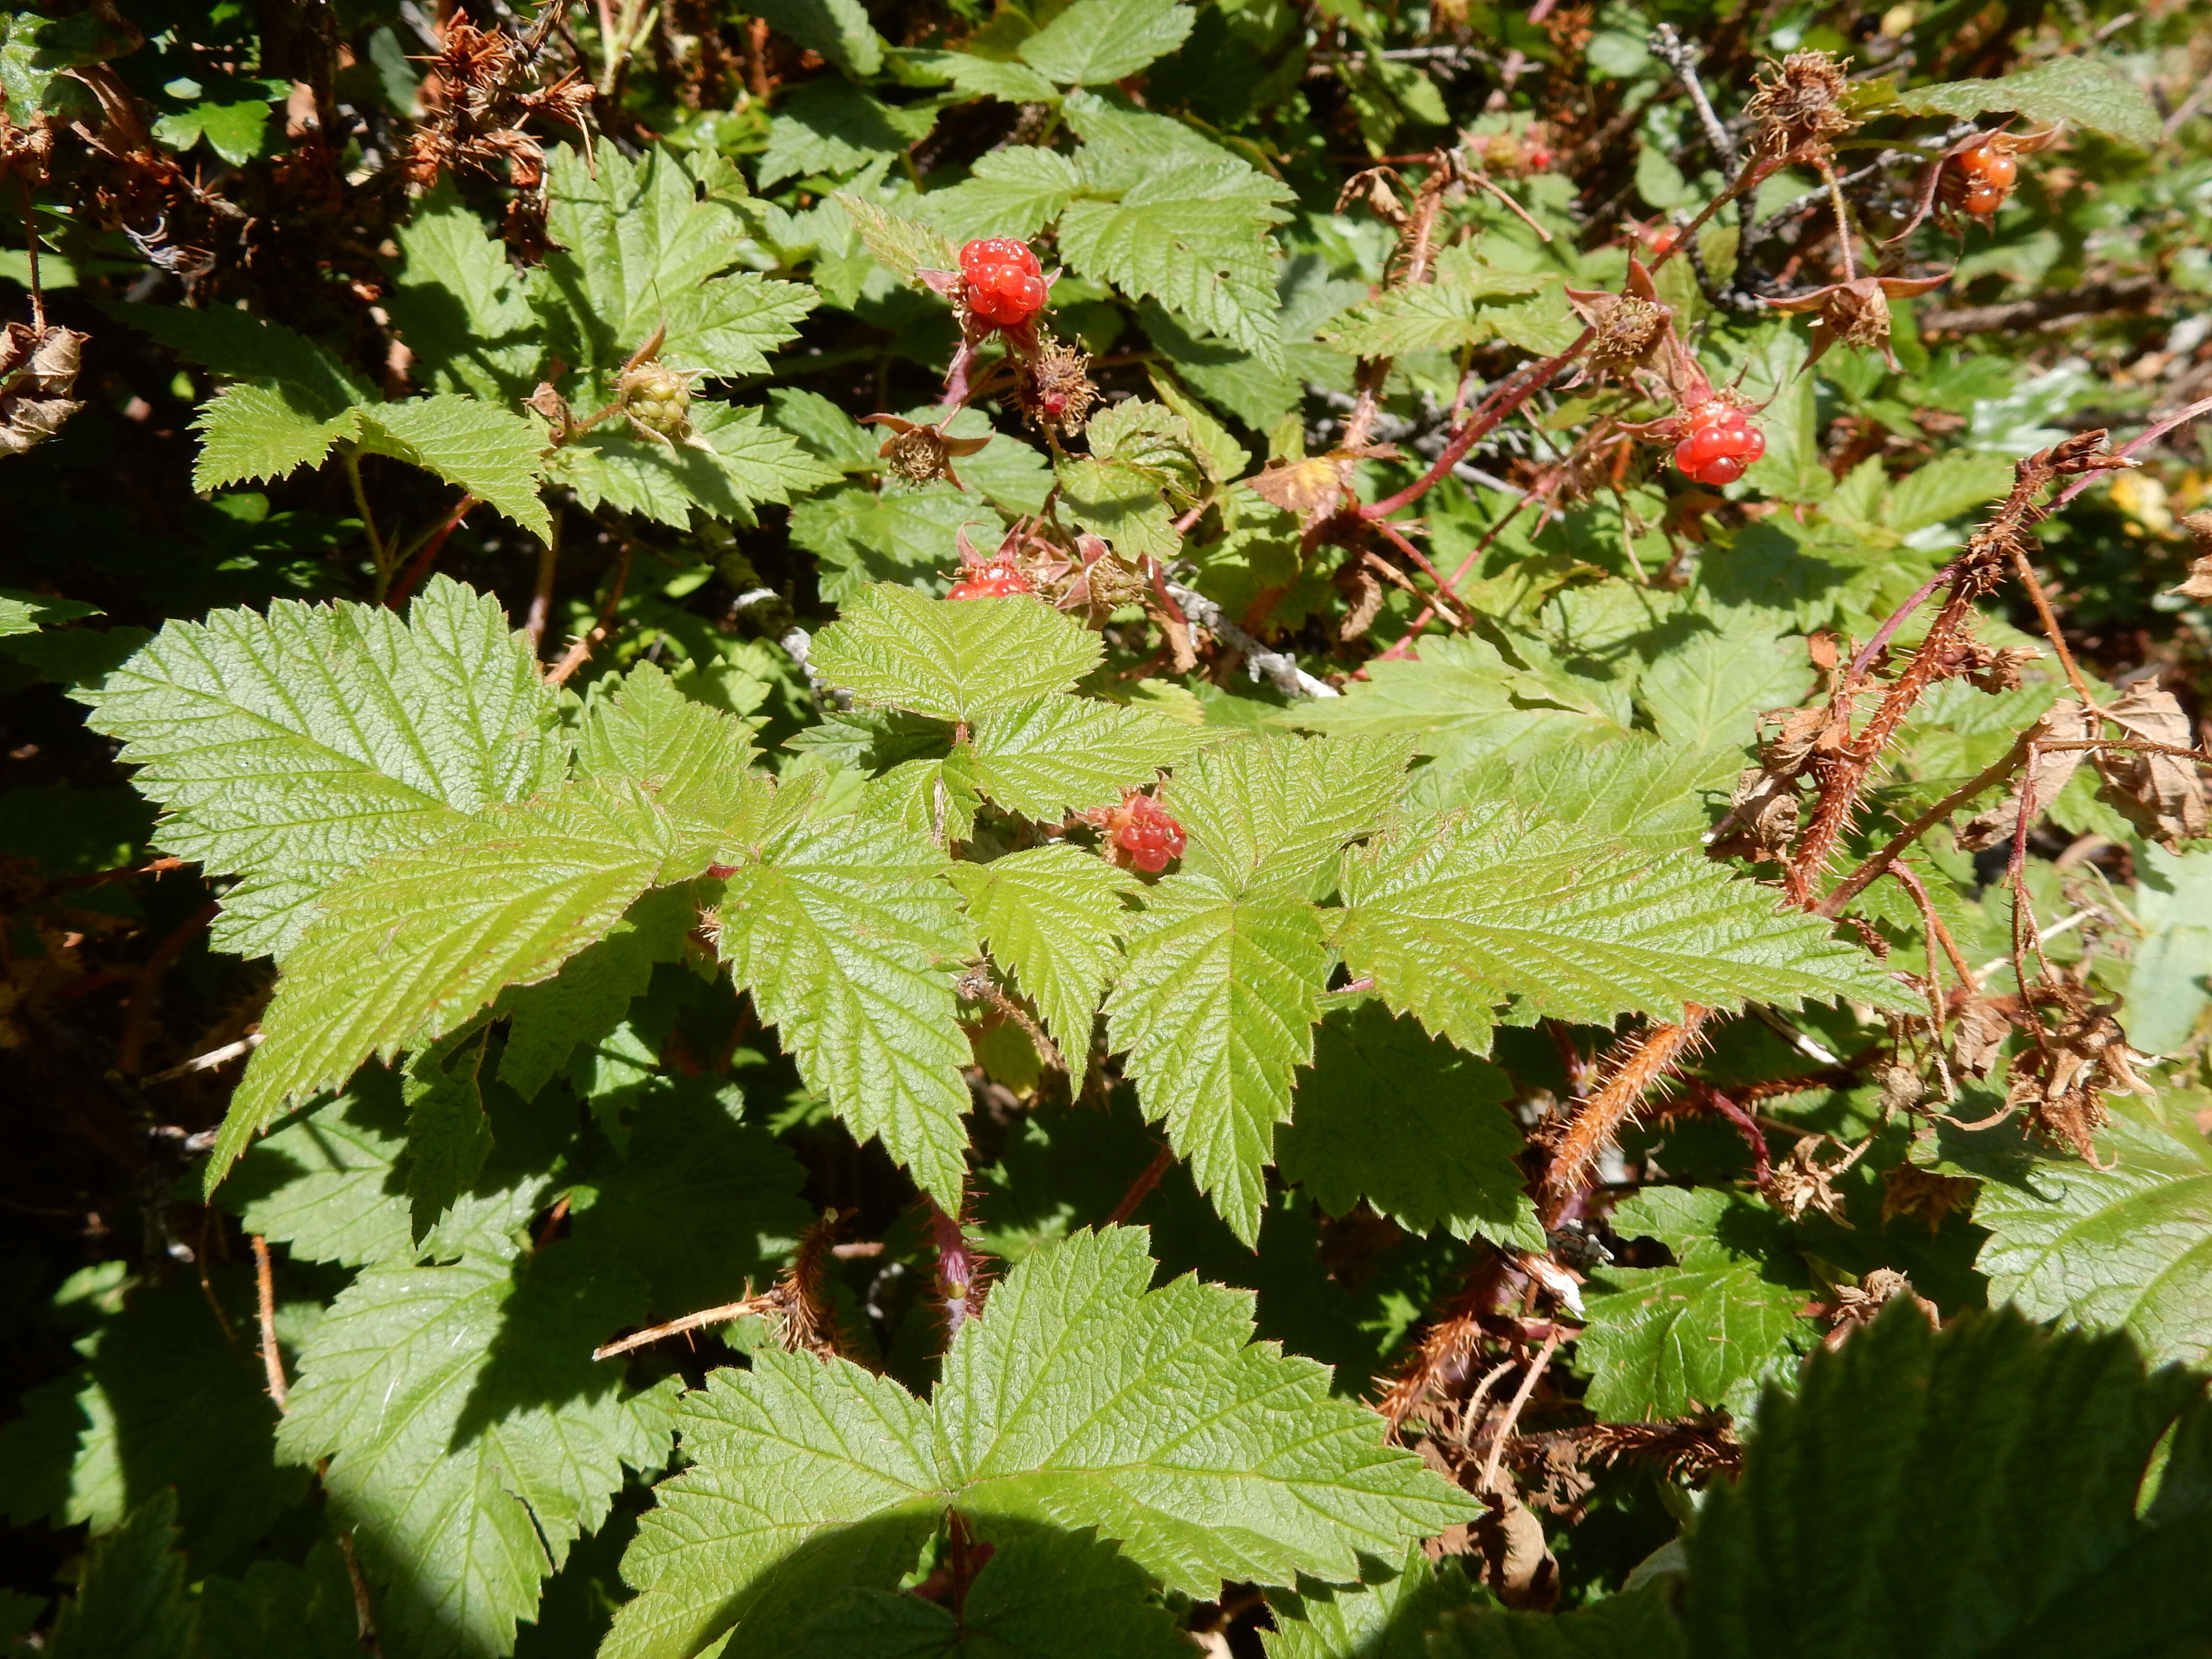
[1359, 331, 1594, 522]
[385, 494, 479, 609]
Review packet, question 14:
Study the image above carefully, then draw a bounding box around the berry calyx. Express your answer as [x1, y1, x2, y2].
[1672, 401, 1764, 486]
[1102, 792, 1186, 874]
[948, 560, 1031, 601]
[958, 238, 1048, 329]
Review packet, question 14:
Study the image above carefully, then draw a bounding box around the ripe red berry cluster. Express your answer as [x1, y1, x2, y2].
[948, 559, 1031, 601]
[959, 238, 1047, 330]
[1673, 401, 1766, 486]
[1953, 140, 2018, 218]
[1105, 793, 1186, 874]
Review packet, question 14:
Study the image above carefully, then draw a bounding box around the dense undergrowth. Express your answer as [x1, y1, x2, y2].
[3, 0, 2212, 1653]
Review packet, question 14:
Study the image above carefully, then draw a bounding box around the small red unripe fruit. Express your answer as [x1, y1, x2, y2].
[948, 561, 1031, 600]
[1673, 402, 1764, 486]
[1104, 793, 1186, 874]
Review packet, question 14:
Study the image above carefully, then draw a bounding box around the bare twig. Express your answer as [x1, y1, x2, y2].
[1107, 1142, 1176, 1225]
[251, 1235, 287, 1411]
[1477, 1331, 1561, 1497]
[1165, 580, 1338, 699]
[592, 1291, 778, 1360]
[546, 543, 632, 685]
[141, 1030, 264, 1085]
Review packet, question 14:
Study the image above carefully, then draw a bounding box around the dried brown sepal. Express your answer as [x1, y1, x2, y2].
[1813, 1266, 1937, 1349]
[2090, 681, 2209, 848]
[1744, 50, 1859, 164]
[1951, 996, 2014, 1078]
[1563, 259, 1674, 387]
[862, 413, 991, 489]
[402, 18, 591, 254]
[1881, 1163, 1976, 1232]
[1766, 270, 1950, 371]
[1768, 1134, 1854, 1224]
[0, 320, 88, 457]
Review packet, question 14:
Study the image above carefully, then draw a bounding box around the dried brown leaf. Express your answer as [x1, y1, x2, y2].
[1956, 699, 2096, 850]
[2092, 682, 2208, 848]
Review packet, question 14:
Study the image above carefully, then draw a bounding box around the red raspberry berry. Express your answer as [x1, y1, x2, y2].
[960, 237, 1041, 278]
[1960, 180, 2008, 218]
[1672, 402, 1764, 486]
[1102, 792, 1186, 874]
[948, 560, 1031, 601]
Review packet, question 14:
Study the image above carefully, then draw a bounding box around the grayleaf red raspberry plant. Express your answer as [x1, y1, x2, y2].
[4, 0, 2212, 1654]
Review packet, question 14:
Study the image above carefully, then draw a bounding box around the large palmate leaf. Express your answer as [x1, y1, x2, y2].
[1274, 1000, 1541, 1248]
[76, 578, 567, 958]
[809, 584, 1104, 722]
[1576, 1188, 1813, 1419]
[224, 780, 709, 1182]
[712, 806, 974, 1208]
[603, 1227, 1478, 1659]
[948, 844, 1131, 1084]
[276, 1246, 677, 1659]
[549, 403, 840, 528]
[353, 394, 552, 539]
[1016, 0, 1193, 84]
[1336, 803, 1913, 1055]
[1972, 1098, 2212, 1370]
[1890, 55, 2160, 146]
[915, 147, 1085, 243]
[534, 144, 817, 385]
[575, 662, 762, 825]
[385, 186, 539, 400]
[1106, 876, 1329, 1242]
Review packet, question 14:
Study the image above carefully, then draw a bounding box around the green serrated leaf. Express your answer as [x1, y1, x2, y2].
[386, 188, 539, 400]
[47, 1492, 197, 1659]
[1578, 1188, 1813, 1419]
[536, 144, 817, 386]
[949, 844, 1130, 1084]
[712, 810, 974, 1208]
[75, 578, 569, 959]
[810, 584, 1104, 722]
[401, 1036, 494, 1242]
[553, 402, 840, 528]
[1055, 456, 1183, 560]
[496, 886, 699, 1102]
[1016, 0, 1194, 85]
[1107, 876, 1327, 1241]
[603, 1227, 1477, 1659]
[788, 482, 990, 597]
[224, 780, 704, 1185]
[357, 394, 550, 539]
[1276, 1000, 1542, 1247]
[1321, 258, 1554, 360]
[1058, 148, 1292, 365]
[113, 301, 369, 413]
[1337, 802, 1914, 1054]
[1892, 55, 2160, 147]
[964, 694, 1203, 820]
[759, 79, 938, 187]
[190, 384, 363, 490]
[1974, 1099, 2212, 1370]
[1636, 611, 1808, 752]
[576, 661, 763, 825]
[749, 0, 885, 77]
[1169, 732, 1412, 896]
[1264, 1546, 1480, 1659]
[915, 146, 1084, 243]
[277, 1246, 675, 1659]
[198, 1546, 360, 1659]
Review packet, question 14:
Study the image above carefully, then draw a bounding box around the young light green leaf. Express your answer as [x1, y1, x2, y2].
[1337, 803, 1913, 1055]
[223, 780, 704, 1185]
[2125, 842, 2212, 1052]
[189, 383, 363, 492]
[277, 1247, 675, 1659]
[1275, 1000, 1542, 1248]
[834, 191, 962, 284]
[604, 1227, 1478, 1659]
[1973, 1098, 2212, 1370]
[1578, 1188, 1813, 1420]
[712, 810, 974, 1209]
[75, 577, 568, 958]
[356, 393, 550, 539]
[1055, 457, 1183, 561]
[1106, 877, 1328, 1242]
[1169, 732, 1413, 896]
[896, 47, 1060, 107]
[964, 695, 1203, 820]
[1058, 149, 1292, 365]
[1016, 0, 1194, 85]
[948, 844, 1130, 1084]
[810, 584, 1104, 722]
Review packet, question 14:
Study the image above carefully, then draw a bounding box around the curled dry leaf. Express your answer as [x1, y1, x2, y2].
[1955, 699, 2096, 851]
[1815, 1267, 1937, 1350]
[2091, 681, 2208, 849]
[2169, 510, 2212, 601]
[0, 321, 88, 457]
[1881, 1163, 1976, 1232]
[1951, 996, 2013, 1079]
[2009, 988, 2150, 1160]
